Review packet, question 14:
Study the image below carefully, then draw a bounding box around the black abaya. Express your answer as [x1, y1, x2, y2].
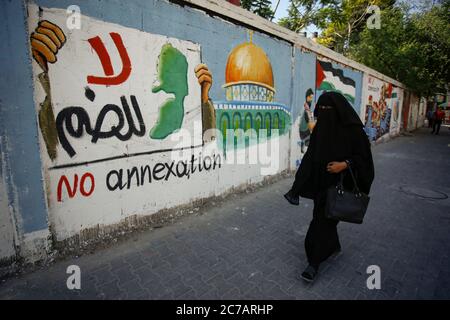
[289, 91, 375, 269]
[305, 190, 340, 268]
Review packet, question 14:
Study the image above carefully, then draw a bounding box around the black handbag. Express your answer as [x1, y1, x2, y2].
[325, 164, 370, 224]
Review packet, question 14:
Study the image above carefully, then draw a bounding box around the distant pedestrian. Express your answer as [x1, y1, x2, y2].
[431, 107, 445, 135]
[284, 92, 375, 282]
[426, 109, 434, 128]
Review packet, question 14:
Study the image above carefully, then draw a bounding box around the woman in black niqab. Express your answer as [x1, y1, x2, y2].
[284, 91, 375, 282]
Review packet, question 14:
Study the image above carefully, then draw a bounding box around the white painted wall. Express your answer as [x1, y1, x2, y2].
[0, 174, 15, 260]
[389, 87, 403, 137]
[417, 97, 427, 128]
[408, 95, 420, 131]
[28, 5, 290, 240]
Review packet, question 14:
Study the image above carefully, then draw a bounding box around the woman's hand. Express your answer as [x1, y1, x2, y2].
[326, 161, 348, 173]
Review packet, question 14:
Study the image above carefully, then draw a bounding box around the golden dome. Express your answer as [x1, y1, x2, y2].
[224, 42, 274, 91]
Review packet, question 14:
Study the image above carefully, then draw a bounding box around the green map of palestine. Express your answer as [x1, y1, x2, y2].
[150, 43, 189, 139]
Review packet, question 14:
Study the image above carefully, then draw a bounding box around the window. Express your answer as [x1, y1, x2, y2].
[265, 113, 272, 136]
[273, 113, 279, 129]
[255, 113, 263, 138]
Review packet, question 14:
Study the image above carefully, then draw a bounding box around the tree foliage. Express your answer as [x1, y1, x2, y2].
[241, 0, 274, 19]
[317, 0, 396, 54]
[277, 0, 450, 96]
[278, 0, 340, 33]
[349, 1, 450, 96]
[278, 0, 395, 52]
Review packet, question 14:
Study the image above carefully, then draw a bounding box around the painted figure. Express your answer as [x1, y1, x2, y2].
[299, 88, 315, 153]
[364, 80, 396, 142]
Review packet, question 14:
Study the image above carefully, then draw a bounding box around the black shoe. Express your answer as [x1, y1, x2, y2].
[284, 190, 299, 206]
[301, 265, 318, 282]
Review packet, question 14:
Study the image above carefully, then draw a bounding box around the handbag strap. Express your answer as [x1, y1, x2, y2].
[339, 161, 362, 194]
[347, 163, 361, 194]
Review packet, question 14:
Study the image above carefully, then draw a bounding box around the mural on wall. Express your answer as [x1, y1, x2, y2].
[298, 88, 315, 154]
[30, 21, 212, 161]
[390, 86, 403, 132]
[316, 60, 356, 106]
[289, 50, 316, 170]
[200, 31, 291, 153]
[149, 44, 189, 139]
[28, 5, 221, 239]
[30, 20, 66, 160]
[363, 76, 400, 141]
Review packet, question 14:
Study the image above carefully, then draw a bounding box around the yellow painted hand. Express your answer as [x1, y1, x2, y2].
[194, 63, 212, 104]
[30, 20, 66, 72]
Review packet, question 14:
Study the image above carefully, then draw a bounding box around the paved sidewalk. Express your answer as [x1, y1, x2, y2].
[1, 127, 449, 299]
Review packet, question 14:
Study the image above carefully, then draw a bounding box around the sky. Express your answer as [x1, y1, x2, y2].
[271, 0, 290, 22]
[270, 0, 320, 34]
[269, 0, 436, 30]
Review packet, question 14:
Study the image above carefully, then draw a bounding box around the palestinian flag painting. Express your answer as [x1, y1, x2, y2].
[316, 60, 356, 105]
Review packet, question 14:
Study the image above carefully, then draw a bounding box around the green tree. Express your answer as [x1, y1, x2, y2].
[278, 0, 340, 33]
[349, 1, 450, 96]
[241, 0, 274, 19]
[317, 0, 396, 54]
[277, 0, 449, 96]
[278, 0, 395, 54]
